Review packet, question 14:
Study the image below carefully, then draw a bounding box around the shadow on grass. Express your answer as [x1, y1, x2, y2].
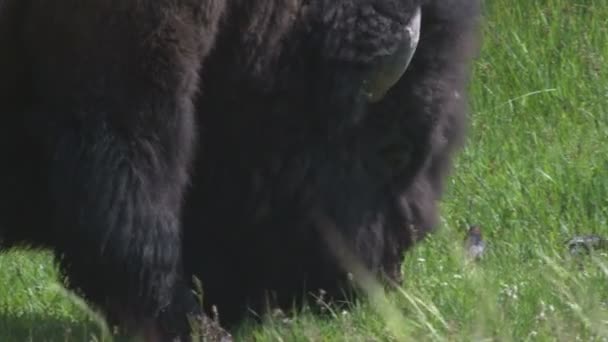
[0, 312, 124, 342]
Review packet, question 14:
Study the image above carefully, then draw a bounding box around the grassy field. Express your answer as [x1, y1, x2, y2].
[2, 0, 608, 340]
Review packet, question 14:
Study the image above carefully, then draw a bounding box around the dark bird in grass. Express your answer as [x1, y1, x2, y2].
[566, 235, 608, 256]
[464, 225, 486, 261]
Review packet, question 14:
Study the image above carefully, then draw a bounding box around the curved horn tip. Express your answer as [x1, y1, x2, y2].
[364, 6, 422, 102]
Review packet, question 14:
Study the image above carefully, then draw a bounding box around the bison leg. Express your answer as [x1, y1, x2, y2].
[19, 1, 225, 339]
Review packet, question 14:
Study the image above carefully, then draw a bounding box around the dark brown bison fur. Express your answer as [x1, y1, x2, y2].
[0, 0, 480, 337]
[181, 0, 482, 327]
[0, 0, 226, 339]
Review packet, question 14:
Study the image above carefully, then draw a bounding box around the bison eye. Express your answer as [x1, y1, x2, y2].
[363, 6, 421, 103]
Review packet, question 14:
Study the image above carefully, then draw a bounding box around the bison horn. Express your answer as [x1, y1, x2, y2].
[363, 6, 421, 102]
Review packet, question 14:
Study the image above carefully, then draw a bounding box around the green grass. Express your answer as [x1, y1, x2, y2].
[2, 0, 608, 340]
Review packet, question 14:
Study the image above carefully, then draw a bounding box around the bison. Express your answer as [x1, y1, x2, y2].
[182, 0, 481, 326]
[0, 0, 480, 339]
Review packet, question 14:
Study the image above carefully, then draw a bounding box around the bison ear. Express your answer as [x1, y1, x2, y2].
[363, 6, 421, 103]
